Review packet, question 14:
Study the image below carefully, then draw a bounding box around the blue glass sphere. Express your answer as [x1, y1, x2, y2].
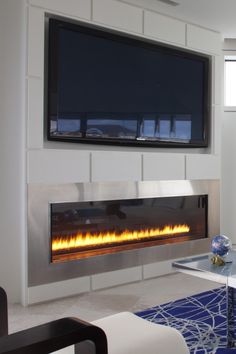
[211, 235, 232, 257]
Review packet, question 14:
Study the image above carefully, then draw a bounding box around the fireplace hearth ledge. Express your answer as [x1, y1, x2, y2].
[28, 179, 220, 303]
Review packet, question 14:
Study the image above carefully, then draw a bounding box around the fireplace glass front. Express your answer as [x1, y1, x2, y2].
[50, 194, 207, 263]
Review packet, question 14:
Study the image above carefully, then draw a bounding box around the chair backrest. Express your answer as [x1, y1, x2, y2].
[0, 287, 8, 337]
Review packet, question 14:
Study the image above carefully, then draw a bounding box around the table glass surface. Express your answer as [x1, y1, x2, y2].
[173, 250, 236, 285]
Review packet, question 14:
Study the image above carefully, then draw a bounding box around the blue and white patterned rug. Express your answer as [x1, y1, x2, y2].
[136, 287, 232, 354]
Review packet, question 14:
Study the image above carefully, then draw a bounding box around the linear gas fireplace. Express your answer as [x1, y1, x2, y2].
[28, 180, 219, 287]
[50, 195, 207, 263]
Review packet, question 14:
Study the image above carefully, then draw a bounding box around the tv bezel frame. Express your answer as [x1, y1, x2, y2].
[47, 18, 210, 148]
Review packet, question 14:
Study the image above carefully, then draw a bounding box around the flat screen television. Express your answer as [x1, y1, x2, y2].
[47, 18, 210, 147]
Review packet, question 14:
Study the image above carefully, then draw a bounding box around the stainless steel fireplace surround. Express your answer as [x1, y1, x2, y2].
[28, 180, 220, 286]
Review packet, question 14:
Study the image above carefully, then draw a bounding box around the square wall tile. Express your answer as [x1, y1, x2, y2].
[93, 0, 143, 34]
[185, 154, 220, 180]
[28, 276, 90, 304]
[29, 0, 91, 20]
[144, 10, 185, 46]
[91, 266, 142, 290]
[91, 151, 142, 182]
[187, 24, 221, 54]
[143, 260, 174, 279]
[143, 153, 185, 180]
[28, 149, 90, 183]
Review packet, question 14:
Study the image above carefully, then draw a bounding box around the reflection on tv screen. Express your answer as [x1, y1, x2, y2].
[86, 117, 137, 139]
[51, 113, 193, 142]
[139, 114, 191, 141]
[58, 119, 81, 133]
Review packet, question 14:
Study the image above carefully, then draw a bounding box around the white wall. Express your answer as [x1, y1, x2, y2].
[221, 112, 236, 241]
[0, 0, 222, 303]
[220, 39, 236, 243]
[0, 0, 26, 302]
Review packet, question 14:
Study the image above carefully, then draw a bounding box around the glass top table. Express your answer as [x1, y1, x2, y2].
[173, 250, 236, 287]
[172, 250, 236, 347]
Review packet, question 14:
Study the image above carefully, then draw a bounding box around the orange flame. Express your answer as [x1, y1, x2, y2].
[52, 224, 190, 252]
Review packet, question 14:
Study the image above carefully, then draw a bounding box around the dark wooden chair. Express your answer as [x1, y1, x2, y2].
[0, 287, 108, 354]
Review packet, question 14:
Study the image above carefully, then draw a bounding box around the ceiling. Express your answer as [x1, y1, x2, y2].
[118, 0, 236, 38]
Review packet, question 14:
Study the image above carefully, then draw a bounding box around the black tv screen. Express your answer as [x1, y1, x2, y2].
[47, 19, 210, 147]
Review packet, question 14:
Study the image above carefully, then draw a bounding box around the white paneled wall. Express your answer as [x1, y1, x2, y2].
[185, 155, 220, 180]
[212, 55, 222, 106]
[28, 6, 44, 78]
[26, 0, 222, 185]
[91, 151, 142, 182]
[27, 150, 221, 184]
[29, 0, 91, 20]
[220, 39, 236, 244]
[186, 24, 221, 54]
[93, 0, 143, 33]
[28, 276, 91, 304]
[143, 154, 185, 180]
[221, 112, 236, 243]
[23, 0, 222, 303]
[211, 105, 222, 156]
[143, 260, 174, 279]
[91, 266, 142, 291]
[144, 10, 185, 46]
[28, 149, 90, 183]
[27, 78, 44, 148]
